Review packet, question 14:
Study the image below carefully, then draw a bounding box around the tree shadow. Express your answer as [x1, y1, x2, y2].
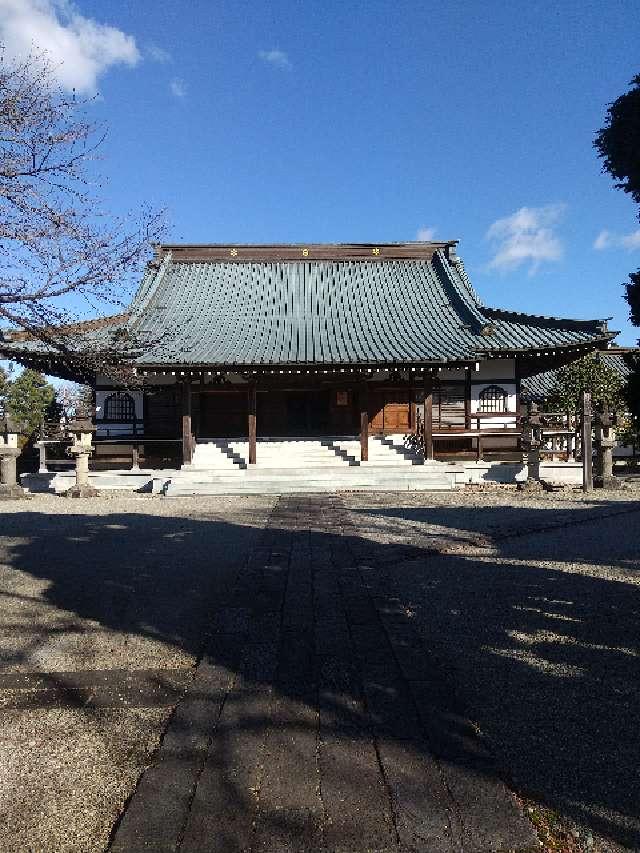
[0, 497, 638, 850]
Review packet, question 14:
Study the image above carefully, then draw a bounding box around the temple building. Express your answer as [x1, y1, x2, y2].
[2, 241, 615, 472]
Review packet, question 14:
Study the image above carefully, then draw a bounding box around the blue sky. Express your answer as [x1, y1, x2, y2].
[2, 0, 640, 344]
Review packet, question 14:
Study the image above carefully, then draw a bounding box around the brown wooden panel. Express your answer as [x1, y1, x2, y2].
[368, 390, 410, 433]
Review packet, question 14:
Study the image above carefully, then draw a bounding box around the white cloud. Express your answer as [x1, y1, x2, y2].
[594, 228, 640, 252]
[416, 227, 436, 241]
[621, 230, 640, 250]
[486, 204, 566, 275]
[258, 49, 292, 70]
[593, 229, 612, 250]
[169, 77, 186, 98]
[0, 0, 140, 93]
[146, 42, 171, 63]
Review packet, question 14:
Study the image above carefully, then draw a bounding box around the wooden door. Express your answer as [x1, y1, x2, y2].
[368, 390, 410, 433]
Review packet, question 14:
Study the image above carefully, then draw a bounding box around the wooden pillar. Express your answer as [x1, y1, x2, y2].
[581, 390, 593, 492]
[182, 380, 192, 465]
[248, 383, 257, 465]
[409, 377, 416, 433]
[423, 372, 434, 461]
[464, 368, 471, 429]
[360, 381, 369, 462]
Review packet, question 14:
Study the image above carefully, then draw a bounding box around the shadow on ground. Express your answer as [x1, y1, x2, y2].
[0, 496, 638, 851]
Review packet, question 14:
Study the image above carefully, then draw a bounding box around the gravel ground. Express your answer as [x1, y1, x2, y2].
[343, 489, 640, 851]
[0, 494, 275, 853]
[0, 489, 638, 851]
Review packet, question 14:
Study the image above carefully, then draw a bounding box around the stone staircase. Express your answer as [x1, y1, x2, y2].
[185, 435, 423, 471]
[166, 436, 461, 495]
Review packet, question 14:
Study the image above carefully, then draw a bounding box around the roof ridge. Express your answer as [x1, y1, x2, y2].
[129, 250, 173, 325]
[431, 250, 488, 333]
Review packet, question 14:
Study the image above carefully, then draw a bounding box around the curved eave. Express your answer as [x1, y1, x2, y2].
[472, 334, 615, 358]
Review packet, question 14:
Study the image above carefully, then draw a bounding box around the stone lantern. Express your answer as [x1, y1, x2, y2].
[65, 410, 99, 498]
[593, 402, 618, 489]
[519, 402, 544, 491]
[0, 414, 27, 498]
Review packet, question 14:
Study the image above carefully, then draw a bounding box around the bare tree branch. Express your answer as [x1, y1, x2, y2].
[0, 47, 165, 379]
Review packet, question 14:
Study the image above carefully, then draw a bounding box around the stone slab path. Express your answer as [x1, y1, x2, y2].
[110, 496, 537, 853]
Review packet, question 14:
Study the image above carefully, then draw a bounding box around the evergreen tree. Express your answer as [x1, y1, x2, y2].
[6, 369, 57, 438]
[550, 354, 624, 413]
[0, 365, 8, 413]
[595, 75, 640, 430]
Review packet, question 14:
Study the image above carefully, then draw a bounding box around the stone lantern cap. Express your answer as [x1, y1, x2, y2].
[67, 416, 96, 434]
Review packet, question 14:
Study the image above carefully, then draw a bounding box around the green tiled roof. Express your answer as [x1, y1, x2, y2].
[123, 249, 610, 366]
[1, 246, 613, 368]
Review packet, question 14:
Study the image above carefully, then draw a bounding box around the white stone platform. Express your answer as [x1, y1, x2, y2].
[19, 436, 587, 496]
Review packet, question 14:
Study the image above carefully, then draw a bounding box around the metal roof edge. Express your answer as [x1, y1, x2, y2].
[481, 306, 610, 334]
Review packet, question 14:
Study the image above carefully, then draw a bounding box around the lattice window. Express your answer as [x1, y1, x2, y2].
[103, 392, 136, 422]
[479, 385, 507, 413]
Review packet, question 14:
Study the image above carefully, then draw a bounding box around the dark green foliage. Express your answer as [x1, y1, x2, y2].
[6, 369, 58, 437]
[595, 74, 640, 205]
[550, 354, 624, 413]
[624, 351, 640, 422]
[596, 75, 640, 428]
[625, 269, 640, 328]
[0, 365, 8, 409]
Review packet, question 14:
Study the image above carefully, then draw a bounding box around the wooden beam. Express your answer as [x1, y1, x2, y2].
[182, 380, 192, 465]
[248, 383, 257, 465]
[424, 373, 434, 460]
[360, 382, 369, 462]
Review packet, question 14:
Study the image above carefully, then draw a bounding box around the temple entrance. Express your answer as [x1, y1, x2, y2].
[196, 385, 413, 439]
[198, 391, 247, 437]
[261, 389, 334, 436]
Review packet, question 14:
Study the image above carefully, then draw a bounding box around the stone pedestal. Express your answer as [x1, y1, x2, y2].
[35, 441, 48, 474]
[65, 449, 99, 497]
[0, 446, 28, 499]
[594, 437, 618, 489]
[526, 448, 541, 482]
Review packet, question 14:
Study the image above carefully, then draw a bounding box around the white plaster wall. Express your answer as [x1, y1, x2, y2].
[474, 359, 516, 380]
[95, 389, 143, 437]
[470, 381, 517, 429]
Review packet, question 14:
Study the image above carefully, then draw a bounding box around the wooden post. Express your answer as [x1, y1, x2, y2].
[409, 377, 416, 433]
[423, 372, 434, 461]
[581, 391, 593, 492]
[182, 380, 192, 465]
[360, 381, 369, 462]
[248, 383, 257, 465]
[464, 368, 471, 429]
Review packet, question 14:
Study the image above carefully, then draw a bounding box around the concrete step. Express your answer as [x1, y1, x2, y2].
[164, 462, 460, 495]
[165, 475, 456, 496]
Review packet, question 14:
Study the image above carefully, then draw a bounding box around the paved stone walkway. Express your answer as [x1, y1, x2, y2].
[111, 496, 536, 853]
